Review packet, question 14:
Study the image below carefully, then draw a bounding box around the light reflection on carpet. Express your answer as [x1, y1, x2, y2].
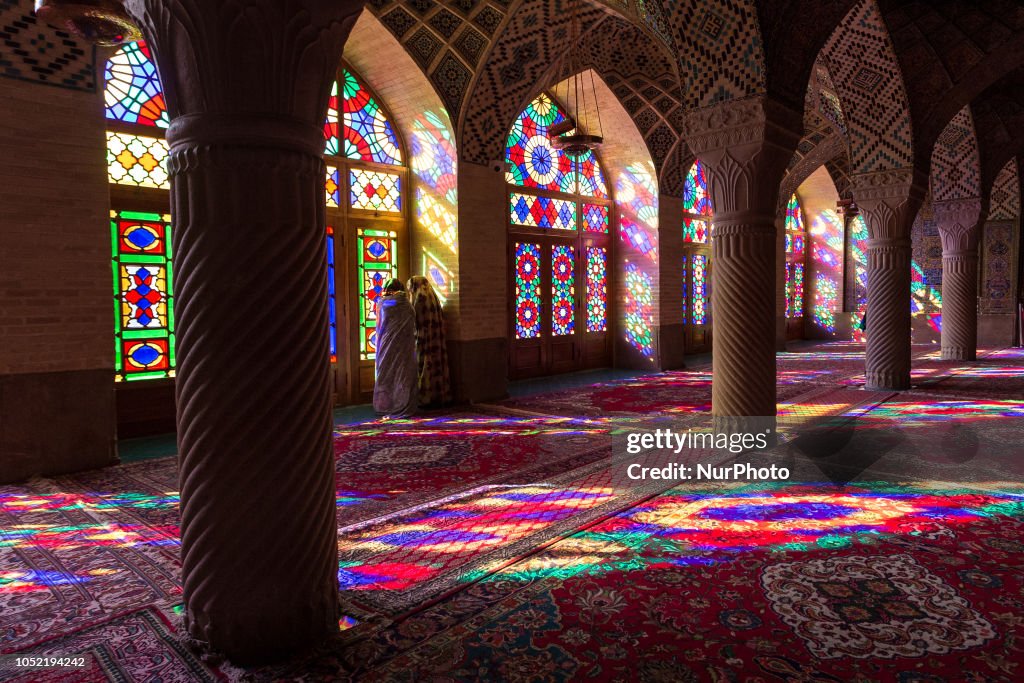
[846, 399, 1024, 427]
[468, 483, 1024, 582]
[336, 484, 617, 593]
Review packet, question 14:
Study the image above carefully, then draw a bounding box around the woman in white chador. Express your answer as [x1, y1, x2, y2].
[372, 278, 418, 417]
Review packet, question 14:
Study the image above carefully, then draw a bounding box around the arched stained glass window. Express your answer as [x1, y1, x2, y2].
[785, 194, 806, 320]
[506, 93, 612, 378]
[105, 42, 175, 382]
[324, 69, 403, 166]
[105, 41, 168, 128]
[682, 161, 712, 345]
[683, 160, 713, 217]
[505, 93, 608, 198]
[323, 64, 408, 402]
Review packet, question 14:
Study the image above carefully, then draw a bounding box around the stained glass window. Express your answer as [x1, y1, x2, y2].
[326, 165, 340, 208]
[505, 93, 608, 196]
[510, 193, 576, 230]
[582, 203, 609, 233]
[327, 226, 337, 363]
[350, 169, 402, 212]
[683, 216, 709, 244]
[107, 132, 169, 188]
[683, 161, 713, 216]
[586, 247, 608, 332]
[575, 150, 608, 199]
[785, 193, 804, 232]
[515, 242, 542, 339]
[357, 228, 398, 360]
[325, 69, 403, 165]
[104, 41, 168, 128]
[681, 256, 688, 323]
[691, 254, 708, 325]
[112, 210, 175, 381]
[813, 271, 836, 332]
[551, 245, 576, 336]
[786, 262, 804, 319]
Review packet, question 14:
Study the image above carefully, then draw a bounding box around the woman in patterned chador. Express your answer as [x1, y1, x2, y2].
[408, 275, 452, 409]
[373, 278, 418, 417]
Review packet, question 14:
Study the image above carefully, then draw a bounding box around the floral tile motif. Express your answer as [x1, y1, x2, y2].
[761, 553, 996, 659]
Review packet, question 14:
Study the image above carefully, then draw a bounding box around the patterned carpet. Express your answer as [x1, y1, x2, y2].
[2, 341, 1023, 682]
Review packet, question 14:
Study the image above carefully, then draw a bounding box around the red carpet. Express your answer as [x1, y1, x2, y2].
[2, 342, 1023, 681]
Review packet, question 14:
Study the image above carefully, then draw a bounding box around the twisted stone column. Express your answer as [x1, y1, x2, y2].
[682, 97, 801, 432]
[934, 198, 985, 360]
[123, 0, 365, 663]
[852, 170, 925, 391]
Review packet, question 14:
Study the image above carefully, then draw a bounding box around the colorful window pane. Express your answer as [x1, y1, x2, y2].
[326, 165, 340, 208]
[683, 160, 713, 216]
[621, 217, 656, 256]
[350, 169, 402, 212]
[681, 256, 688, 323]
[586, 247, 608, 332]
[111, 210, 174, 381]
[336, 69, 403, 165]
[582, 203, 609, 233]
[509, 193, 576, 230]
[327, 226, 337, 363]
[574, 150, 608, 199]
[515, 242, 542, 339]
[786, 262, 804, 319]
[692, 254, 708, 325]
[785, 194, 804, 232]
[505, 93, 575, 193]
[683, 217, 709, 244]
[107, 132, 169, 188]
[358, 228, 398, 360]
[505, 93, 609, 196]
[325, 80, 340, 155]
[104, 41, 168, 128]
[624, 263, 653, 357]
[813, 272, 836, 332]
[551, 245, 576, 336]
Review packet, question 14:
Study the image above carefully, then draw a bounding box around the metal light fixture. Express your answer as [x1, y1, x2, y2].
[34, 0, 141, 46]
[549, 0, 603, 158]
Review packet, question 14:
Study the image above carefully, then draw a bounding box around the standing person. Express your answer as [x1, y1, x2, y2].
[373, 278, 418, 417]
[407, 275, 452, 408]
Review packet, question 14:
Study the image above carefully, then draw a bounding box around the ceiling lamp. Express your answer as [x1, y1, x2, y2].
[34, 0, 142, 46]
[548, 0, 603, 158]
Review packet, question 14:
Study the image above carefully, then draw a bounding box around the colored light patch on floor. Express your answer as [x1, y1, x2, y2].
[0, 491, 178, 515]
[334, 414, 617, 437]
[0, 521, 180, 551]
[944, 365, 1024, 379]
[336, 485, 616, 592]
[475, 484, 1024, 582]
[851, 400, 1024, 427]
[0, 568, 121, 594]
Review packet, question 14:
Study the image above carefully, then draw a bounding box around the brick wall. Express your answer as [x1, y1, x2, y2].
[0, 74, 110, 375]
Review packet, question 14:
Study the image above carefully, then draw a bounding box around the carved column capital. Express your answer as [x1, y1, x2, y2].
[933, 196, 986, 256]
[682, 95, 803, 220]
[123, 0, 364, 126]
[851, 168, 926, 241]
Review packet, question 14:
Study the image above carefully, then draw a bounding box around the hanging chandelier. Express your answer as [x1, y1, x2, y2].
[548, 0, 603, 158]
[35, 0, 141, 46]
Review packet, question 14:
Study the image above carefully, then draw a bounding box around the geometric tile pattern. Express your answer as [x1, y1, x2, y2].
[989, 158, 1020, 221]
[911, 196, 942, 287]
[980, 220, 1017, 315]
[666, 0, 765, 108]
[822, 0, 913, 174]
[930, 106, 981, 202]
[0, 0, 95, 91]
